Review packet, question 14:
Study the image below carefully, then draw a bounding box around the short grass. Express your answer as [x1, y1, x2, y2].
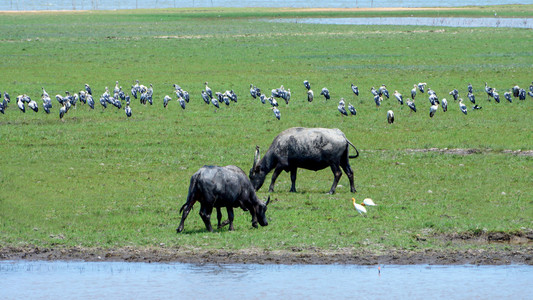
[0, 6, 532, 253]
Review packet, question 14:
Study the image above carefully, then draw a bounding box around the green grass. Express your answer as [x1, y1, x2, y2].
[0, 6, 532, 253]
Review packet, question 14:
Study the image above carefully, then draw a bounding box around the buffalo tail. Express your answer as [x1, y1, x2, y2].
[347, 140, 360, 159]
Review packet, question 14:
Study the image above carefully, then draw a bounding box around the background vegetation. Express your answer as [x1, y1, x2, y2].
[0, 6, 532, 253]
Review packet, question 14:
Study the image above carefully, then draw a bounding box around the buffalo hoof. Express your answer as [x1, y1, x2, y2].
[218, 220, 230, 228]
[176, 227, 183, 233]
[252, 222, 258, 228]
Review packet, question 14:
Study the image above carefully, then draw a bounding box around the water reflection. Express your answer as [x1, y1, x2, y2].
[1, 261, 532, 299]
[273, 17, 533, 29]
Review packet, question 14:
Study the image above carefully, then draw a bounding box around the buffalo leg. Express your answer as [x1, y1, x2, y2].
[176, 203, 194, 233]
[341, 161, 356, 193]
[218, 207, 231, 229]
[199, 204, 214, 232]
[328, 165, 343, 194]
[226, 207, 235, 231]
[216, 207, 224, 229]
[289, 168, 298, 192]
[268, 167, 283, 192]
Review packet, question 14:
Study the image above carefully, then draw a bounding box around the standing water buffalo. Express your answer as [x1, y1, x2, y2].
[249, 127, 359, 194]
[176, 165, 270, 233]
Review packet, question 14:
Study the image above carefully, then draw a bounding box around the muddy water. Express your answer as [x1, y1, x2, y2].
[1, 261, 532, 299]
[274, 17, 533, 29]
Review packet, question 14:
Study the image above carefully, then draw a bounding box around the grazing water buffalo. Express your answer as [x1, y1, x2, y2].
[176, 165, 270, 233]
[249, 127, 359, 194]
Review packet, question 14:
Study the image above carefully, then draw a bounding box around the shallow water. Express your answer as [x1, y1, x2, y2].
[1, 261, 532, 299]
[0, 0, 528, 11]
[274, 17, 533, 29]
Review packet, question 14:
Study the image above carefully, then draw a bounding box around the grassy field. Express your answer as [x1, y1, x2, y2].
[0, 6, 532, 255]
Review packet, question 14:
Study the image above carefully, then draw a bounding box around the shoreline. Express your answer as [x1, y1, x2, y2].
[2, 246, 532, 265]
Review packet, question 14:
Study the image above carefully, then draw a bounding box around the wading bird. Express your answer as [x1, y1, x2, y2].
[282, 89, 291, 105]
[407, 99, 416, 113]
[352, 198, 376, 216]
[417, 82, 427, 93]
[211, 96, 220, 110]
[467, 92, 475, 104]
[467, 83, 473, 94]
[394, 90, 403, 105]
[320, 87, 330, 100]
[307, 90, 314, 103]
[125, 104, 132, 117]
[250, 84, 257, 99]
[41, 87, 49, 99]
[87, 95, 95, 109]
[504, 91, 512, 103]
[429, 103, 438, 118]
[411, 84, 417, 100]
[374, 95, 382, 108]
[370, 87, 378, 97]
[379, 85, 389, 99]
[518, 88, 526, 100]
[201, 90, 210, 105]
[348, 103, 356, 116]
[441, 98, 448, 112]
[59, 102, 67, 119]
[178, 96, 186, 109]
[28, 99, 38, 112]
[459, 99, 467, 115]
[449, 89, 459, 101]
[485, 82, 494, 100]
[387, 110, 394, 124]
[303, 80, 311, 91]
[351, 83, 359, 96]
[493, 89, 500, 103]
[114, 81, 120, 95]
[512, 84, 520, 97]
[17, 96, 25, 113]
[338, 100, 348, 117]
[85, 83, 92, 95]
[271, 106, 280, 120]
[205, 82, 212, 99]
[163, 95, 171, 108]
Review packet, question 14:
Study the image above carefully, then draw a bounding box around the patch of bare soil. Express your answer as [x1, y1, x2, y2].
[2, 237, 532, 265]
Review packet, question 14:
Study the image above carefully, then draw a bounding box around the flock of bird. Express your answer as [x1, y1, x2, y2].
[0, 79, 532, 122]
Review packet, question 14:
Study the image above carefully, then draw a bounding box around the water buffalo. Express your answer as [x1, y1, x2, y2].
[176, 165, 270, 233]
[249, 127, 359, 194]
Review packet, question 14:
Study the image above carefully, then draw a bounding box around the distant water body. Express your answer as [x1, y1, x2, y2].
[274, 17, 533, 29]
[0, 0, 528, 11]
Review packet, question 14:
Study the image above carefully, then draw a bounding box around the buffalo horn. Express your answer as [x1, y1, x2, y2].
[265, 195, 271, 206]
[253, 145, 260, 168]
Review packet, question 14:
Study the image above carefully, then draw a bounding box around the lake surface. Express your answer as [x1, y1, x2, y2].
[1, 261, 532, 299]
[0, 0, 528, 11]
[274, 17, 533, 29]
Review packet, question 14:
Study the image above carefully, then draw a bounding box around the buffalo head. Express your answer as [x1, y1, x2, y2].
[252, 196, 270, 228]
[249, 145, 267, 191]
